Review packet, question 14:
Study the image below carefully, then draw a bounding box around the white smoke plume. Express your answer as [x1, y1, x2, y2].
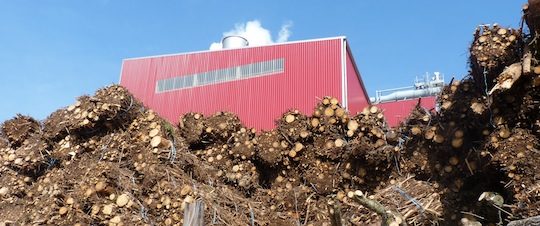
[209, 20, 293, 50]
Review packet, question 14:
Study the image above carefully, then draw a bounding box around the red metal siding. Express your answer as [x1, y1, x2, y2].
[376, 96, 437, 127]
[345, 49, 370, 115]
[121, 39, 344, 130]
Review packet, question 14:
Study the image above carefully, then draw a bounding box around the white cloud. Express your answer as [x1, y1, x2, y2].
[209, 42, 222, 50]
[277, 21, 292, 43]
[209, 20, 293, 50]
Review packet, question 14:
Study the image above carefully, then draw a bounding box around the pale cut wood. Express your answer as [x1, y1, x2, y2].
[322, 98, 331, 105]
[324, 107, 335, 117]
[347, 120, 359, 131]
[330, 97, 339, 106]
[294, 142, 304, 152]
[335, 108, 345, 118]
[434, 134, 445, 144]
[149, 128, 160, 138]
[285, 114, 295, 123]
[411, 127, 422, 136]
[300, 130, 309, 138]
[334, 139, 344, 148]
[451, 138, 463, 149]
[288, 150, 297, 158]
[424, 130, 435, 140]
[499, 128, 511, 139]
[369, 106, 379, 114]
[478, 36, 488, 43]
[150, 136, 162, 148]
[362, 107, 370, 115]
[534, 66, 540, 74]
[523, 51, 532, 74]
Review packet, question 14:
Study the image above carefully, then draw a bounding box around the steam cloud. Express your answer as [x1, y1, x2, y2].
[209, 20, 293, 50]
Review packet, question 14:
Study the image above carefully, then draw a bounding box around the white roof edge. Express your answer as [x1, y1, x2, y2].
[123, 36, 347, 61]
[118, 59, 126, 84]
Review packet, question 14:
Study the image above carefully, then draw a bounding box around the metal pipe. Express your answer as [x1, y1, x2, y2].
[370, 86, 442, 103]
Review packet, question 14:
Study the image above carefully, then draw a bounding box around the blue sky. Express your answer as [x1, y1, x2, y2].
[0, 1, 524, 122]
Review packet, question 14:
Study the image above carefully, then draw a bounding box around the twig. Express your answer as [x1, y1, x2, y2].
[328, 200, 343, 226]
[212, 207, 217, 225]
[393, 186, 426, 219]
[136, 199, 149, 221]
[461, 211, 485, 220]
[303, 193, 316, 226]
[491, 203, 513, 218]
[279, 130, 294, 146]
[350, 190, 407, 226]
[294, 189, 301, 226]
[183, 199, 205, 226]
[249, 204, 255, 226]
[168, 135, 177, 163]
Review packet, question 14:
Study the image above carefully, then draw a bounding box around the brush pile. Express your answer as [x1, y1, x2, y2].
[2, 2, 540, 226]
[0, 88, 435, 225]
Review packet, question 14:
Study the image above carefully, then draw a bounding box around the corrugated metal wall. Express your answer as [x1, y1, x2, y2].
[376, 96, 437, 127]
[121, 38, 348, 130]
[345, 47, 369, 115]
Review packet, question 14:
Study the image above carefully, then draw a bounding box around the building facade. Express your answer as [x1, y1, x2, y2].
[120, 37, 370, 130]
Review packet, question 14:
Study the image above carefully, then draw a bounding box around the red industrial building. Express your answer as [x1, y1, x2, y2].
[120, 36, 441, 129]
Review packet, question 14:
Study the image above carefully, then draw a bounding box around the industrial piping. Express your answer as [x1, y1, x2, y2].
[370, 72, 445, 103]
[369, 86, 442, 103]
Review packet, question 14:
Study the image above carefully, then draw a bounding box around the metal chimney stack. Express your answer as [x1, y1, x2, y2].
[222, 36, 249, 49]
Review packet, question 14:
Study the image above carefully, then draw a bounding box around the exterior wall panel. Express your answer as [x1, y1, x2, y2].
[376, 96, 437, 127]
[121, 38, 346, 130]
[345, 47, 370, 115]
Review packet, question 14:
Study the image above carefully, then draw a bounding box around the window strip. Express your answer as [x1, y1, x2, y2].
[156, 58, 284, 93]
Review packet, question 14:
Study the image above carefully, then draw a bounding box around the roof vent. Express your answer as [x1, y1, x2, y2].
[222, 36, 249, 49]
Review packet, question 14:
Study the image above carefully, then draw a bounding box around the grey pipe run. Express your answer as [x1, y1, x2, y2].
[369, 86, 442, 104]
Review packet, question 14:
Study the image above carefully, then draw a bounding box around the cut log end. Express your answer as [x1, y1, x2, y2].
[285, 114, 296, 123]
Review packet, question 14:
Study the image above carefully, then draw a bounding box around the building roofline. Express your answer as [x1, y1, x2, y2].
[344, 39, 371, 105]
[123, 36, 347, 61]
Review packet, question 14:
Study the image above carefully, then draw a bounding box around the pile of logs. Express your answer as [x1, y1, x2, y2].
[391, 8, 540, 224]
[4, 2, 540, 225]
[469, 25, 522, 88]
[1, 114, 41, 149]
[0, 88, 443, 225]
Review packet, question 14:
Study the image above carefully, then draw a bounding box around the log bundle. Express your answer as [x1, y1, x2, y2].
[470, 25, 522, 89]
[1, 114, 41, 149]
[392, 10, 540, 223]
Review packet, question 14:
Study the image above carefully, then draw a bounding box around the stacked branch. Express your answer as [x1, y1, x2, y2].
[470, 25, 522, 89]
[1, 114, 41, 149]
